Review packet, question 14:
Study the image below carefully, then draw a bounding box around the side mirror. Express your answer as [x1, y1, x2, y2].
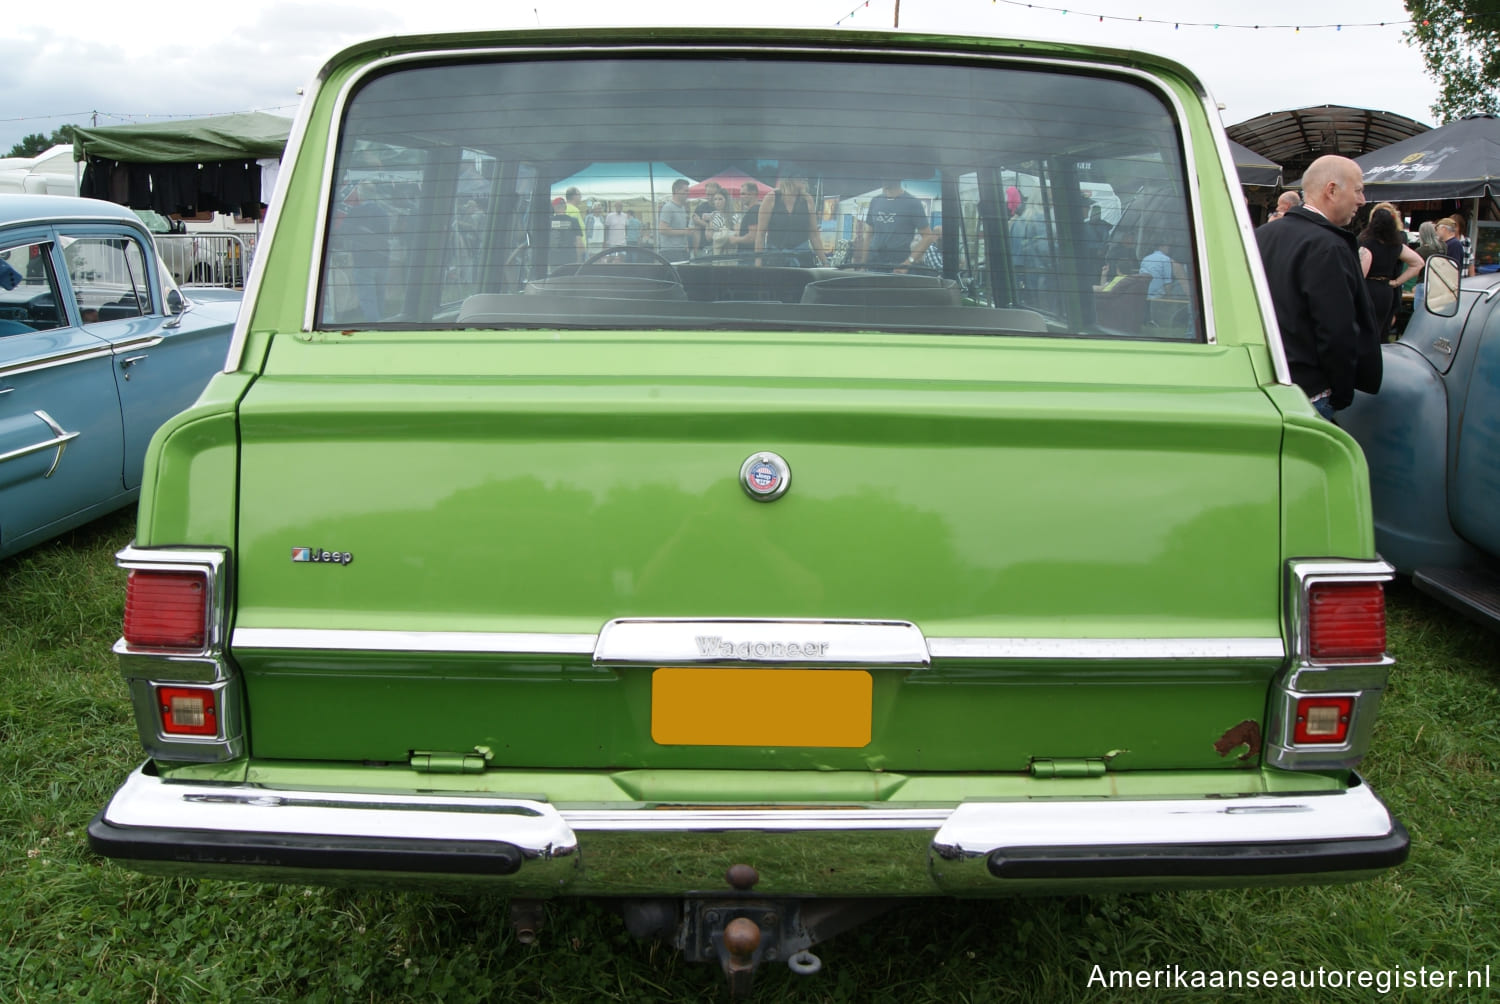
[166, 289, 185, 315]
[1423, 256, 1459, 317]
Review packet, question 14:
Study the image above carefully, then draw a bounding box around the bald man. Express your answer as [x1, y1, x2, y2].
[1255, 155, 1381, 420]
[1262, 189, 1302, 224]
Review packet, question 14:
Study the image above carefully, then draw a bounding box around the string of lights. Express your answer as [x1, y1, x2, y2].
[835, 0, 1489, 31]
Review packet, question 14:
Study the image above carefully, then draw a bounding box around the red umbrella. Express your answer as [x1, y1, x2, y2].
[686, 169, 773, 201]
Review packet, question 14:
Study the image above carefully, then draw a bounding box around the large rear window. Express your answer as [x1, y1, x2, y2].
[318, 52, 1200, 341]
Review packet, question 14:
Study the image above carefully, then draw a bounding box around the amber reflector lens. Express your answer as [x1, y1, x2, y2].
[1293, 695, 1354, 744]
[123, 570, 207, 648]
[1308, 582, 1385, 659]
[157, 686, 218, 736]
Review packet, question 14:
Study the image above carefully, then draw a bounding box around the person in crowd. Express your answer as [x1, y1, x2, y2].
[1255, 155, 1381, 421]
[1446, 216, 1476, 276]
[691, 182, 725, 259]
[1083, 203, 1111, 278]
[1263, 190, 1302, 224]
[1436, 218, 1465, 271]
[857, 179, 938, 270]
[1414, 220, 1446, 260]
[1358, 206, 1423, 341]
[603, 201, 629, 249]
[756, 169, 826, 266]
[705, 190, 736, 257]
[564, 187, 586, 236]
[657, 179, 694, 261]
[726, 182, 761, 256]
[1007, 188, 1053, 306]
[549, 196, 583, 268]
[625, 209, 643, 246]
[1140, 236, 1185, 301]
[584, 202, 605, 254]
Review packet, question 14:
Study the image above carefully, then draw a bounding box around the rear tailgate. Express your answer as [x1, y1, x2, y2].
[230, 330, 1286, 773]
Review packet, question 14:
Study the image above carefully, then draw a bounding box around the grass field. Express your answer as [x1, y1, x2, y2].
[3, 508, 1498, 1002]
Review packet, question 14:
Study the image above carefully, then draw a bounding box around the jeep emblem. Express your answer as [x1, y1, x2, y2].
[740, 452, 790, 501]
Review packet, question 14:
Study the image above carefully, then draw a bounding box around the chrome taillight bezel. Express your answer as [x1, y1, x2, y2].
[1268, 559, 1396, 771]
[115, 544, 243, 763]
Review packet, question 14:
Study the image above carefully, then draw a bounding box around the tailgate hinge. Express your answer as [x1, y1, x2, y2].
[1029, 756, 1108, 778]
[409, 746, 493, 774]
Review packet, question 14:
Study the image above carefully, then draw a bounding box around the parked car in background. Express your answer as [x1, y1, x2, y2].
[1342, 258, 1500, 632]
[0, 194, 239, 560]
[90, 27, 1407, 993]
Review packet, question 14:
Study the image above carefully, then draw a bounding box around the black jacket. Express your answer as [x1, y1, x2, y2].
[1255, 207, 1381, 409]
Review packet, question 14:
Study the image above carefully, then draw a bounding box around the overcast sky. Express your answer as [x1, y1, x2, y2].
[2, 0, 1439, 156]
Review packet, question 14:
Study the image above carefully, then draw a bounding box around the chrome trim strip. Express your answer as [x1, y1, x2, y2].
[0, 344, 114, 379]
[1200, 91, 1289, 379]
[224, 69, 319, 371]
[303, 39, 1216, 343]
[101, 764, 577, 856]
[595, 618, 930, 668]
[229, 625, 1284, 663]
[926, 636, 1285, 661]
[109, 334, 165, 354]
[0, 410, 78, 476]
[562, 807, 953, 831]
[231, 627, 597, 655]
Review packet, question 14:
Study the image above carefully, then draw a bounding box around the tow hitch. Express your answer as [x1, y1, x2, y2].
[618, 865, 894, 996]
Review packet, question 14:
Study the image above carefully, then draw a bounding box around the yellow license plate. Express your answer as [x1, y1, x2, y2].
[651, 668, 872, 747]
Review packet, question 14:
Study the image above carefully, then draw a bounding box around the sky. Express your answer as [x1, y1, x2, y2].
[1, 0, 1440, 158]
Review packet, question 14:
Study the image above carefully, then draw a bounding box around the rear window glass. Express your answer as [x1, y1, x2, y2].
[318, 54, 1200, 341]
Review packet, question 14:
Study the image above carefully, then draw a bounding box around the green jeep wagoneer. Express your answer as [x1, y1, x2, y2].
[91, 26, 1407, 984]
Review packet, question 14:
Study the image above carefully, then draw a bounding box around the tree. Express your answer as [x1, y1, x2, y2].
[6, 133, 52, 158]
[5, 126, 80, 159]
[1405, 1, 1500, 122]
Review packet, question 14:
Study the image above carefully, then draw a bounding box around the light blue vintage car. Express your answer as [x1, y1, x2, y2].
[1342, 260, 1500, 631]
[0, 195, 239, 560]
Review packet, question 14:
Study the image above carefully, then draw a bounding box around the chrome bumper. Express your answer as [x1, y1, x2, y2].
[90, 764, 1407, 895]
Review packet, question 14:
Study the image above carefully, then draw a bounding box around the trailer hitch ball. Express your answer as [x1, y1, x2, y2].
[723, 916, 762, 966]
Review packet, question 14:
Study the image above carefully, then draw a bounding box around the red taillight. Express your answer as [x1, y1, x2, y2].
[1307, 582, 1386, 660]
[123, 570, 208, 649]
[1293, 695, 1354, 744]
[156, 685, 219, 736]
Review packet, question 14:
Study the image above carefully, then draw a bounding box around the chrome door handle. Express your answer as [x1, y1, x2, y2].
[0, 409, 79, 477]
[120, 355, 148, 380]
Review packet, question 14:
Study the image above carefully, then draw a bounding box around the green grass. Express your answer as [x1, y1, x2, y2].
[3, 510, 1498, 1002]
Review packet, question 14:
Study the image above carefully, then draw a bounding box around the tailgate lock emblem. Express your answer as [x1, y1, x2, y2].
[740, 452, 790, 501]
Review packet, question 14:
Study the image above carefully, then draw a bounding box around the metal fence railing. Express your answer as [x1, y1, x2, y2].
[154, 234, 252, 288]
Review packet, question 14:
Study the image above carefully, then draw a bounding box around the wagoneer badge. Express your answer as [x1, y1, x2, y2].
[740, 452, 790, 501]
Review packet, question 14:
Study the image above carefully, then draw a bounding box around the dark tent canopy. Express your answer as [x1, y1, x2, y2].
[1355, 114, 1500, 202]
[72, 112, 292, 218]
[1227, 105, 1430, 186]
[1229, 140, 1281, 188]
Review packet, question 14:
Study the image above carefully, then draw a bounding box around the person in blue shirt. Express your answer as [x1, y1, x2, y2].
[858, 180, 937, 270]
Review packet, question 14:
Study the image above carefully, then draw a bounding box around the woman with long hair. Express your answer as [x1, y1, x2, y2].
[1358, 207, 1422, 341]
[756, 169, 827, 266]
[1414, 220, 1446, 260]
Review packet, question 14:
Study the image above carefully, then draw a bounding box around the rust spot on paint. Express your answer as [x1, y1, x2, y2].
[1213, 720, 1262, 763]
